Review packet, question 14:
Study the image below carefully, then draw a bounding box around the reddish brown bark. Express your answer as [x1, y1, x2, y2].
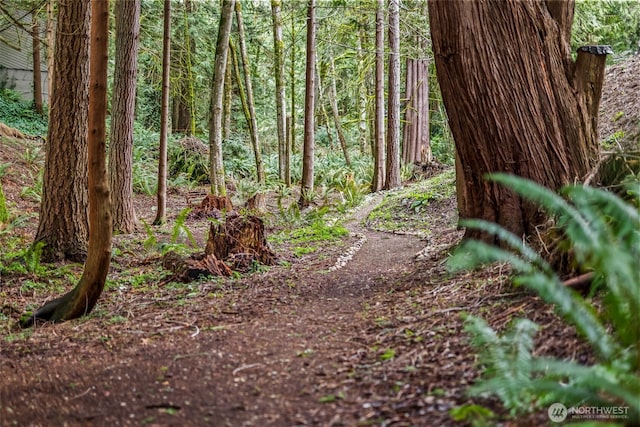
[299, 0, 316, 207]
[428, 0, 602, 240]
[384, 0, 401, 190]
[22, 0, 112, 327]
[402, 58, 431, 165]
[154, 0, 171, 225]
[31, 14, 43, 114]
[371, 0, 385, 192]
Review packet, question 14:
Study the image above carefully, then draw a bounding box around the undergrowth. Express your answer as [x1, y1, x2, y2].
[449, 174, 640, 425]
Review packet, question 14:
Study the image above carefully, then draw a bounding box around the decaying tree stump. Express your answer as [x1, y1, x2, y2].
[189, 194, 233, 219]
[162, 251, 232, 282]
[206, 212, 277, 271]
[163, 196, 276, 281]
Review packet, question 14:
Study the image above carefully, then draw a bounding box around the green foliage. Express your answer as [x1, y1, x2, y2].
[169, 136, 211, 185]
[449, 174, 640, 422]
[290, 219, 349, 245]
[449, 404, 496, 427]
[0, 180, 7, 224]
[572, 0, 640, 58]
[0, 89, 48, 136]
[0, 241, 46, 275]
[140, 208, 198, 256]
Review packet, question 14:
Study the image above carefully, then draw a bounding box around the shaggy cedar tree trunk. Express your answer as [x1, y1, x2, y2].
[428, 0, 603, 240]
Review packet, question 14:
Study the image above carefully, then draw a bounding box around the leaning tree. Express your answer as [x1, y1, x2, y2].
[428, 0, 607, 242]
[22, 0, 112, 327]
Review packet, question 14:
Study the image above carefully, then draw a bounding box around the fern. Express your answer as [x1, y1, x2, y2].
[449, 174, 639, 423]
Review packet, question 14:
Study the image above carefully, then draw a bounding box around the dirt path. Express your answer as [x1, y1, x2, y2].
[0, 193, 434, 427]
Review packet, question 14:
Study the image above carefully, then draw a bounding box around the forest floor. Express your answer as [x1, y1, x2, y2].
[1, 54, 637, 427]
[0, 133, 594, 426]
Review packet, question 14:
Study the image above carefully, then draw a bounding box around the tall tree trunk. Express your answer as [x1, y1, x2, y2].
[46, 0, 54, 111]
[154, 0, 171, 225]
[328, 55, 351, 167]
[271, 0, 288, 183]
[109, 0, 140, 234]
[315, 58, 335, 148]
[31, 13, 43, 114]
[35, 0, 90, 262]
[384, 0, 401, 190]
[402, 58, 431, 165]
[289, 2, 297, 158]
[429, 0, 603, 241]
[208, 0, 235, 196]
[222, 53, 232, 142]
[234, 1, 265, 186]
[172, 0, 196, 135]
[371, 0, 385, 192]
[22, 0, 112, 327]
[356, 25, 369, 155]
[299, 0, 316, 208]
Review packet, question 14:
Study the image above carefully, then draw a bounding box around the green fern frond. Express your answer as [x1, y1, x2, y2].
[487, 173, 599, 249]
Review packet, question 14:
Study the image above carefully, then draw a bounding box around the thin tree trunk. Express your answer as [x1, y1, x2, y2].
[316, 59, 335, 148]
[46, 0, 54, 111]
[22, 0, 112, 327]
[222, 53, 232, 142]
[271, 0, 288, 183]
[35, 0, 90, 262]
[299, 0, 316, 207]
[208, 0, 235, 196]
[184, 0, 196, 136]
[154, 0, 171, 225]
[286, 114, 292, 185]
[384, 0, 401, 190]
[109, 0, 140, 234]
[31, 13, 43, 114]
[328, 55, 351, 167]
[289, 2, 297, 157]
[356, 25, 369, 155]
[235, 1, 265, 186]
[371, 0, 385, 192]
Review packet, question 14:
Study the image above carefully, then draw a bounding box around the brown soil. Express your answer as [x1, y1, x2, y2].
[0, 144, 591, 427]
[7, 55, 636, 423]
[599, 55, 640, 149]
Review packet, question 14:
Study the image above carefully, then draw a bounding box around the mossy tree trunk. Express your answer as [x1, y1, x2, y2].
[208, 0, 235, 197]
[271, 0, 288, 184]
[299, 0, 316, 208]
[234, 1, 265, 187]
